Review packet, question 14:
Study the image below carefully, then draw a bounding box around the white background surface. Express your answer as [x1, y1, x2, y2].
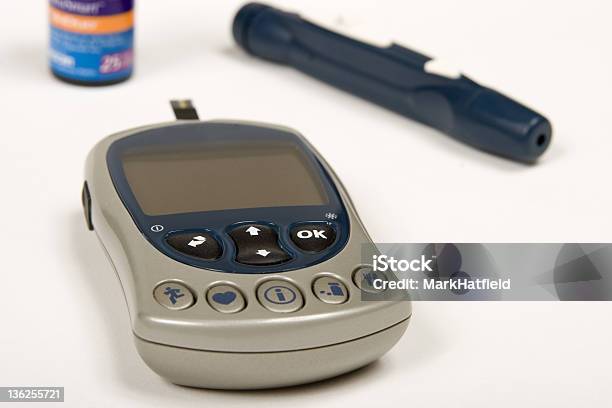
[1, 0, 611, 406]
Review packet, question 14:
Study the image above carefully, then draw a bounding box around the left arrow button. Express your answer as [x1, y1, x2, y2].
[166, 232, 222, 260]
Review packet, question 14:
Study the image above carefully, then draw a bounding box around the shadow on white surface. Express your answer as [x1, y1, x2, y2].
[200, 361, 384, 395]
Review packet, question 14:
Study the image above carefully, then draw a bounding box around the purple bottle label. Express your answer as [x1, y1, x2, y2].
[50, 0, 133, 16]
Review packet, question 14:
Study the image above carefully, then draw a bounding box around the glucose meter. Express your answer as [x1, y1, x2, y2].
[83, 102, 411, 389]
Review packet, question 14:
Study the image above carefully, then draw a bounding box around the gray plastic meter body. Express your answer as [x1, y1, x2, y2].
[83, 119, 411, 389]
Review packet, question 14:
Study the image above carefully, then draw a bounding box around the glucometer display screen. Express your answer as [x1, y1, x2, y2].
[121, 142, 329, 216]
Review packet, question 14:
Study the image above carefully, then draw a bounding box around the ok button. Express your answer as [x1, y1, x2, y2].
[290, 223, 336, 253]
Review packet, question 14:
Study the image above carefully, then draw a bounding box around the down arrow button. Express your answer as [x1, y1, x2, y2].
[229, 224, 291, 266]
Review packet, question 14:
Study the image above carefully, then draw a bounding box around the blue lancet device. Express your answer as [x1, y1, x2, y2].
[233, 3, 553, 163]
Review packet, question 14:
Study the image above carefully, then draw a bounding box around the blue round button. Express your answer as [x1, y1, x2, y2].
[206, 284, 246, 314]
[257, 280, 303, 313]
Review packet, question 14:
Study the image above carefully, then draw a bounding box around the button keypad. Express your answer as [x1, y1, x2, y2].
[229, 224, 291, 266]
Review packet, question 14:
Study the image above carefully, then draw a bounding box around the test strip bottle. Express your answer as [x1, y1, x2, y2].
[49, 0, 134, 86]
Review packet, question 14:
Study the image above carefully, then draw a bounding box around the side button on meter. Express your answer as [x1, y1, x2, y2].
[82, 182, 94, 231]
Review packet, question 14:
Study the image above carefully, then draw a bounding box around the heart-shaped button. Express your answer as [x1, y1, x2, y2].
[212, 291, 237, 305]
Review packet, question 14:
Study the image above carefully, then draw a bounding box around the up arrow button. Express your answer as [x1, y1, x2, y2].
[229, 224, 291, 266]
[246, 226, 260, 236]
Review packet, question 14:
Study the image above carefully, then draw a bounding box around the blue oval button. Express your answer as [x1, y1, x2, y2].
[206, 285, 246, 314]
